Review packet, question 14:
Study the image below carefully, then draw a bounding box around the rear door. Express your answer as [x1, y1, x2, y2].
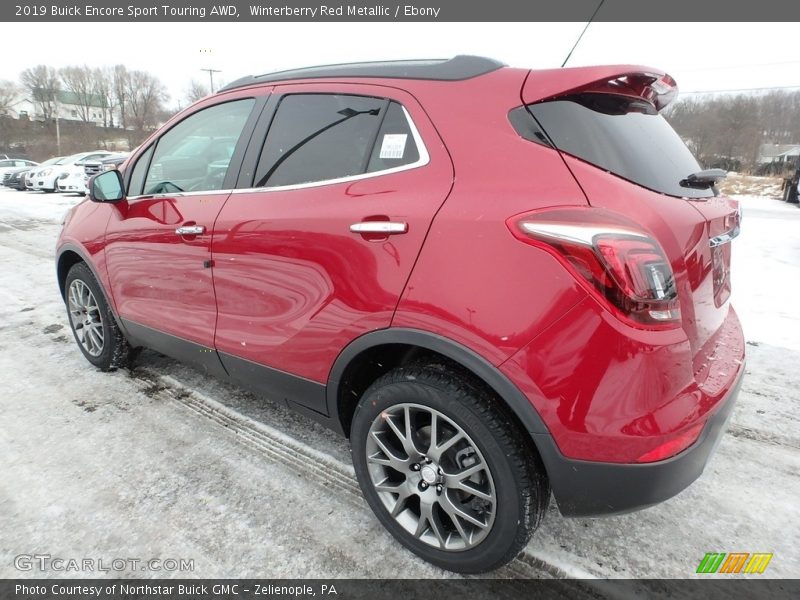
[522, 69, 741, 370]
[211, 84, 454, 411]
[104, 95, 262, 362]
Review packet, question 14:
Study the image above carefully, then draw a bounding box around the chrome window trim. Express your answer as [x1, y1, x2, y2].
[127, 188, 235, 201]
[126, 106, 429, 202]
[231, 105, 429, 195]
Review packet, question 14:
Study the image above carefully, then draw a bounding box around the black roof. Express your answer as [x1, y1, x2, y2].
[218, 55, 505, 92]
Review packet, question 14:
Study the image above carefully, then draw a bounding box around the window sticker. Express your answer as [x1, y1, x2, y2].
[379, 134, 408, 159]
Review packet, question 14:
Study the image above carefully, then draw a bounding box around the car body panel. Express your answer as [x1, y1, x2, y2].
[212, 83, 455, 391]
[56, 58, 747, 520]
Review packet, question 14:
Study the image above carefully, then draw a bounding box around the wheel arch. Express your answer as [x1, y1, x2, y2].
[56, 244, 124, 330]
[326, 328, 551, 440]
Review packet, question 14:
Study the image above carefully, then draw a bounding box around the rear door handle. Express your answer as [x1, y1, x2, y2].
[349, 222, 408, 234]
[175, 225, 205, 236]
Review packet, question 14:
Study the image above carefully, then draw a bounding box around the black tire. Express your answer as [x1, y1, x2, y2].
[64, 262, 133, 371]
[351, 364, 550, 573]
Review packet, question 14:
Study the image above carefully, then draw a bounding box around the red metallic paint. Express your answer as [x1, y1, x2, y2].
[211, 83, 454, 384]
[57, 62, 745, 469]
[104, 193, 230, 347]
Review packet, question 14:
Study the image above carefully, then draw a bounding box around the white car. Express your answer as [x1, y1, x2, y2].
[33, 151, 113, 193]
[26, 156, 65, 190]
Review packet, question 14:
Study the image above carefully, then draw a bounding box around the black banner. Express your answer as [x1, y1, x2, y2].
[4, 579, 800, 600]
[3, 0, 800, 22]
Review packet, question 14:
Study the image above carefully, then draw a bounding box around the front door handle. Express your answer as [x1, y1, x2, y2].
[349, 222, 408, 234]
[175, 225, 206, 236]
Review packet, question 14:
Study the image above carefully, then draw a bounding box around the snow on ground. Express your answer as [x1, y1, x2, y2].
[718, 174, 784, 199]
[0, 187, 798, 580]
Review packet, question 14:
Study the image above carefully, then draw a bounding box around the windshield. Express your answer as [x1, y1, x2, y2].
[528, 93, 713, 199]
[62, 153, 87, 164]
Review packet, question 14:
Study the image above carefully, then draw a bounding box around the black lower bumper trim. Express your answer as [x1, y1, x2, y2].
[533, 367, 744, 517]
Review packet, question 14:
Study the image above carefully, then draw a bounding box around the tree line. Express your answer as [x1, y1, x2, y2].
[664, 90, 800, 173]
[0, 64, 212, 157]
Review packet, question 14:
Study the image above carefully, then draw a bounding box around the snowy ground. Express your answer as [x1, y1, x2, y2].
[0, 187, 798, 581]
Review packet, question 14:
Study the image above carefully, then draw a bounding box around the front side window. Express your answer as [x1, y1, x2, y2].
[138, 98, 254, 196]
[253, 94, 423, 188]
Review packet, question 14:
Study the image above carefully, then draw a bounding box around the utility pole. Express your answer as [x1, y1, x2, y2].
[200, 68, 222, 93]
[53, 89, 61, 156]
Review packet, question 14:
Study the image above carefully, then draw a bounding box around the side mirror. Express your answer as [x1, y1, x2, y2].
[90, 169, 125, 202]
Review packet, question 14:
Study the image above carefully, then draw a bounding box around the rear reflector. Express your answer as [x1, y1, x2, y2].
[635, 421, 706, 463]
[508, 207, 681, 328]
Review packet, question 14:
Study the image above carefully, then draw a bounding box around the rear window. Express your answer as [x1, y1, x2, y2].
[526, 94, 713, 199]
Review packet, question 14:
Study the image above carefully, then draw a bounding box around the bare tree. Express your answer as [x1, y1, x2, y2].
[0, 80, 19, 116]
[92, 67, 116, 127]
[125, 70, 168, 132]
[60, 65, 98, 122]
[113, 64, 129, 129]
[20, 65, 60, 120]
[185, 79, 210, 104]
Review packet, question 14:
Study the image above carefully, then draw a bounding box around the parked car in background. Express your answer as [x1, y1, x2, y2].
[58, 56, 745, 573]
[28, 156, 69, 192]
[33, 151, 113, 193]
[2, 166, 34, 190]
[79, 152, 129, 193]
[0, 158, 38, 184]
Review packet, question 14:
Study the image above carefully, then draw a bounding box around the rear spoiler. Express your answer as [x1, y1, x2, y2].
[523, 65, 678, 112]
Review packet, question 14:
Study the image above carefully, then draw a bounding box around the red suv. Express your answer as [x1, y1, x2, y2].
[58, 56, 744, 573]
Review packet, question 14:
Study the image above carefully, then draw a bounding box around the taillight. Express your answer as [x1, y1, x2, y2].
[508, 207, 681, 328]
[635, 421, 705, 463]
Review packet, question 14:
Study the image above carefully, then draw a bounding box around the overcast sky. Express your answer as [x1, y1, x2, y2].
[4, 22, 800, 106]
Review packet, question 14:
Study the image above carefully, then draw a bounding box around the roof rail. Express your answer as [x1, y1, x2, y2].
[218, 55, 505, 92]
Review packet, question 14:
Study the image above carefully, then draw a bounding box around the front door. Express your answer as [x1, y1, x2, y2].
[211, 85, 454, 412]
[104, 96, 259, 357]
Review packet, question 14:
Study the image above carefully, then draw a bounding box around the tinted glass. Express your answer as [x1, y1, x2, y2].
[128, 145, 154, 196]
[143, 98, 254, 195]
[254, 94, 384, 187]
[366, 101, 420, 173]
[528, 94, 713, 199]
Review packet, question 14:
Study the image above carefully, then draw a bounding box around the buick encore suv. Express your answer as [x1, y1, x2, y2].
[57, 56, 744, 573]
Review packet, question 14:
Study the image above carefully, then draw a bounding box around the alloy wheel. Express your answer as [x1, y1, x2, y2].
[67, 279, 104, 357]
[365, 403, 497, 551]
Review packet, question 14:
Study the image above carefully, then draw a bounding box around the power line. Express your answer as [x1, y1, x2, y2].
[682, 84, 800, 95]
[677, 59, 800, 72]
[561, 0, 605, 68]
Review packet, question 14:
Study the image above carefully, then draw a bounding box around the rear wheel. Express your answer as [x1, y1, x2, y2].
[350, 364, 549, 573]
[65, 262, 133, 371]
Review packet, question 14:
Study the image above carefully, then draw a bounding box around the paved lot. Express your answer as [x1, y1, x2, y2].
[1, 187, 797, 580]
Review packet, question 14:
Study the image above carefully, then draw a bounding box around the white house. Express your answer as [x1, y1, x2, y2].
[8, 90, 119, 127]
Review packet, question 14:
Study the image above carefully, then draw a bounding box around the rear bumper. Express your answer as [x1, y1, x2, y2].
[535, 365, 743, 517]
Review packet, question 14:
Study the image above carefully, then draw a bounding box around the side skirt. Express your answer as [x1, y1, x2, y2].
[121, 319, 336, 430]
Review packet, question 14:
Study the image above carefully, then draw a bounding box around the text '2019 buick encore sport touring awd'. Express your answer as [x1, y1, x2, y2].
[57, 56, 744, 573]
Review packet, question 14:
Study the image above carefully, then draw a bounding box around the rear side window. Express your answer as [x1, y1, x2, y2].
[527, 94, 713, 199]
[367, 101, 420, 173]
[254, 94, 423, 188]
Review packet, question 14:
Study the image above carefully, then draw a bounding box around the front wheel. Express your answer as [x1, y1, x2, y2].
[351, 365, 550, 573]
[64, 262, 133, 371]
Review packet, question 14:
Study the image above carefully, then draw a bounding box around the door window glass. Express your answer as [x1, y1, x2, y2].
[254, 94, 386, 187]
[142, 98, 254, 195]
